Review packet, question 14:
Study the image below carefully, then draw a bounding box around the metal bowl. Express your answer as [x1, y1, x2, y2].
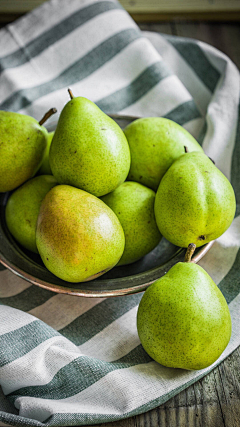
[0, 115, 214, 297]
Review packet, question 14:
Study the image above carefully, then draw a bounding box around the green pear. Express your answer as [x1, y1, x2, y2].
[0, 108, 56, 192]
[49, 91, 131, 197]
[137, 247, 231, 370]
[36, 185, 125, 282]
[124, 117, 203, 191]
[101, 182, 161, 265]
[154, 151, 236, 248]
[38, 131, 54, 175]
[5, 175, 58, 253]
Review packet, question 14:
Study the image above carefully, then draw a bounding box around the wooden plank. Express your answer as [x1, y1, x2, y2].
[1, 12, 240, 24]
[130, 12, 240, 22]
[121, 0, 240, 13]
[0, 14, 19, 23]
[0, 0, 46, 14]
[172, 21, 240, 69]
[139, 22, 174, 36]
[0, 0, 240, 14]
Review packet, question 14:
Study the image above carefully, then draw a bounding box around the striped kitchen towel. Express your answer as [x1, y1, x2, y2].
[0, 0, 240, 425]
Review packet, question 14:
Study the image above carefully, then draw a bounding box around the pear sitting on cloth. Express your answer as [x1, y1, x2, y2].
[137, 244, 232, 370]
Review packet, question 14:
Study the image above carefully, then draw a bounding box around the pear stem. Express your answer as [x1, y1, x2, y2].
[184, 243, 196, 262]
[68, 88, 74, 99]
[209, 157, 215, 165]
[39, 108, 57, 126]
[184, 146, 189, 153]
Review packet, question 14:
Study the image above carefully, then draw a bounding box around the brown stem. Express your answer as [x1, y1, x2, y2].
[39, 108, 57, 126]
[68, 88, 74, 99]
[184, 243, 196, 262]
[184, 146, 189, 153]
[208, 157, 215, 165]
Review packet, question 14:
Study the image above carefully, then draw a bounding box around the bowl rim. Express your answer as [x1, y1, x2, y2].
[0, 241, 215, 297]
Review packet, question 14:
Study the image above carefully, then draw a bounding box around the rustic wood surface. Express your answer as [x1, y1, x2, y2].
[0, 17, 239, 427]
[84, 21, 240, 427]
[1, 0, 240, 19]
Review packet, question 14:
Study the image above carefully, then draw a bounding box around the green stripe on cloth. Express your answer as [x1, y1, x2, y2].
[197, 119, 207, 146]
[0, 339, 238, 427]
[0, 1, 122, 72]
[163, 99, 201, 125]
[0, 28, 142, 111]
[43, 345, 236, 427]
[59, 293, 141, 345]
[8, 345, 152, 401]
[0, 412, 43, 427]
[164, 35, 221, 93]
[218, 248, 240, 303]
[97, 61, 171, 113]
[0, 320, 59, 368]
[0, 286, 54, 312]
[8, 345, 151, 400]
[218, 97, 240, 301]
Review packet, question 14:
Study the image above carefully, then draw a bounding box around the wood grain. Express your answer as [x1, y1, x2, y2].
[171, 21, 240, 69]
[1, 0, 240, 22]
[140, 21, 240, 69]
[122, 0, 240, 13]
[130, 13, 240, 23]
[1, 0, 240, 14]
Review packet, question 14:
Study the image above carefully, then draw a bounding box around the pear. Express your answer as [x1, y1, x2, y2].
[38, 131, 54, 175]
[101, 182, 161, 265]
[154, 151, 236, 248]
[5, 175, 58, 253]
[137, 244, 232, 370]
[49, 90, 131, 197]
[124, 117, 203, 191]
[0, 108, 57, 192]
[36, 185, 125, 282]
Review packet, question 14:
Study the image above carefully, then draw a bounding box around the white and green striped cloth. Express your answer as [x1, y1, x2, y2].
[0, 0, 239, 425]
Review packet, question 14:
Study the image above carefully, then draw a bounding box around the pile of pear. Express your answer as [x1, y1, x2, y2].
[1, 89, 236, 282]
[1, 89, 236, 370]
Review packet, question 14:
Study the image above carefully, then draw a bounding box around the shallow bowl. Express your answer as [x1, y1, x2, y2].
[0, 115, 214, 297]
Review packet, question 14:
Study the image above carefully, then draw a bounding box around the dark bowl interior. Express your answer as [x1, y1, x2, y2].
[0, 115, 213, 297]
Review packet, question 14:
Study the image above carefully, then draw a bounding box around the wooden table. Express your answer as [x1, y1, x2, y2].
[0, 17, 239, 427]
[91, 20, 240, 427]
